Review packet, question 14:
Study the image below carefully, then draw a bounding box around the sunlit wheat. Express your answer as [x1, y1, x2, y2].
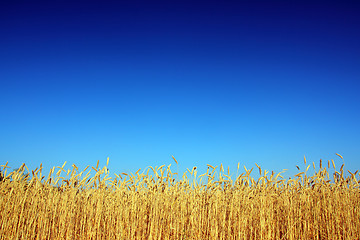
[0, 155, 359, 239]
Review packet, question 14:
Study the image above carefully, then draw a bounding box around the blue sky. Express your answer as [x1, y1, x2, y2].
[1, 1, 359, 178]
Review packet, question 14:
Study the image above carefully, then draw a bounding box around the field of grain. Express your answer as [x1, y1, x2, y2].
[0, 155, 359, 240]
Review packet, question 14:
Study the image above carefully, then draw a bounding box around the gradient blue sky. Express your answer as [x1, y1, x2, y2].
[1, 1, 359, 178]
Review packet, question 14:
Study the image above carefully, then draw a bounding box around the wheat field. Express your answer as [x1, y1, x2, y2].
[0, 155, 359, 240]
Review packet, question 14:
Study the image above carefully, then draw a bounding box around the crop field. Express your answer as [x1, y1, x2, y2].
[0, 155, 359, 240]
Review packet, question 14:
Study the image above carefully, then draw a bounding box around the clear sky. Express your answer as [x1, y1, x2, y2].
[1, 1, 359, 178]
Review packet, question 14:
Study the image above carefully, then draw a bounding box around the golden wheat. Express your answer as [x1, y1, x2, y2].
[0, 156, 359, 239]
